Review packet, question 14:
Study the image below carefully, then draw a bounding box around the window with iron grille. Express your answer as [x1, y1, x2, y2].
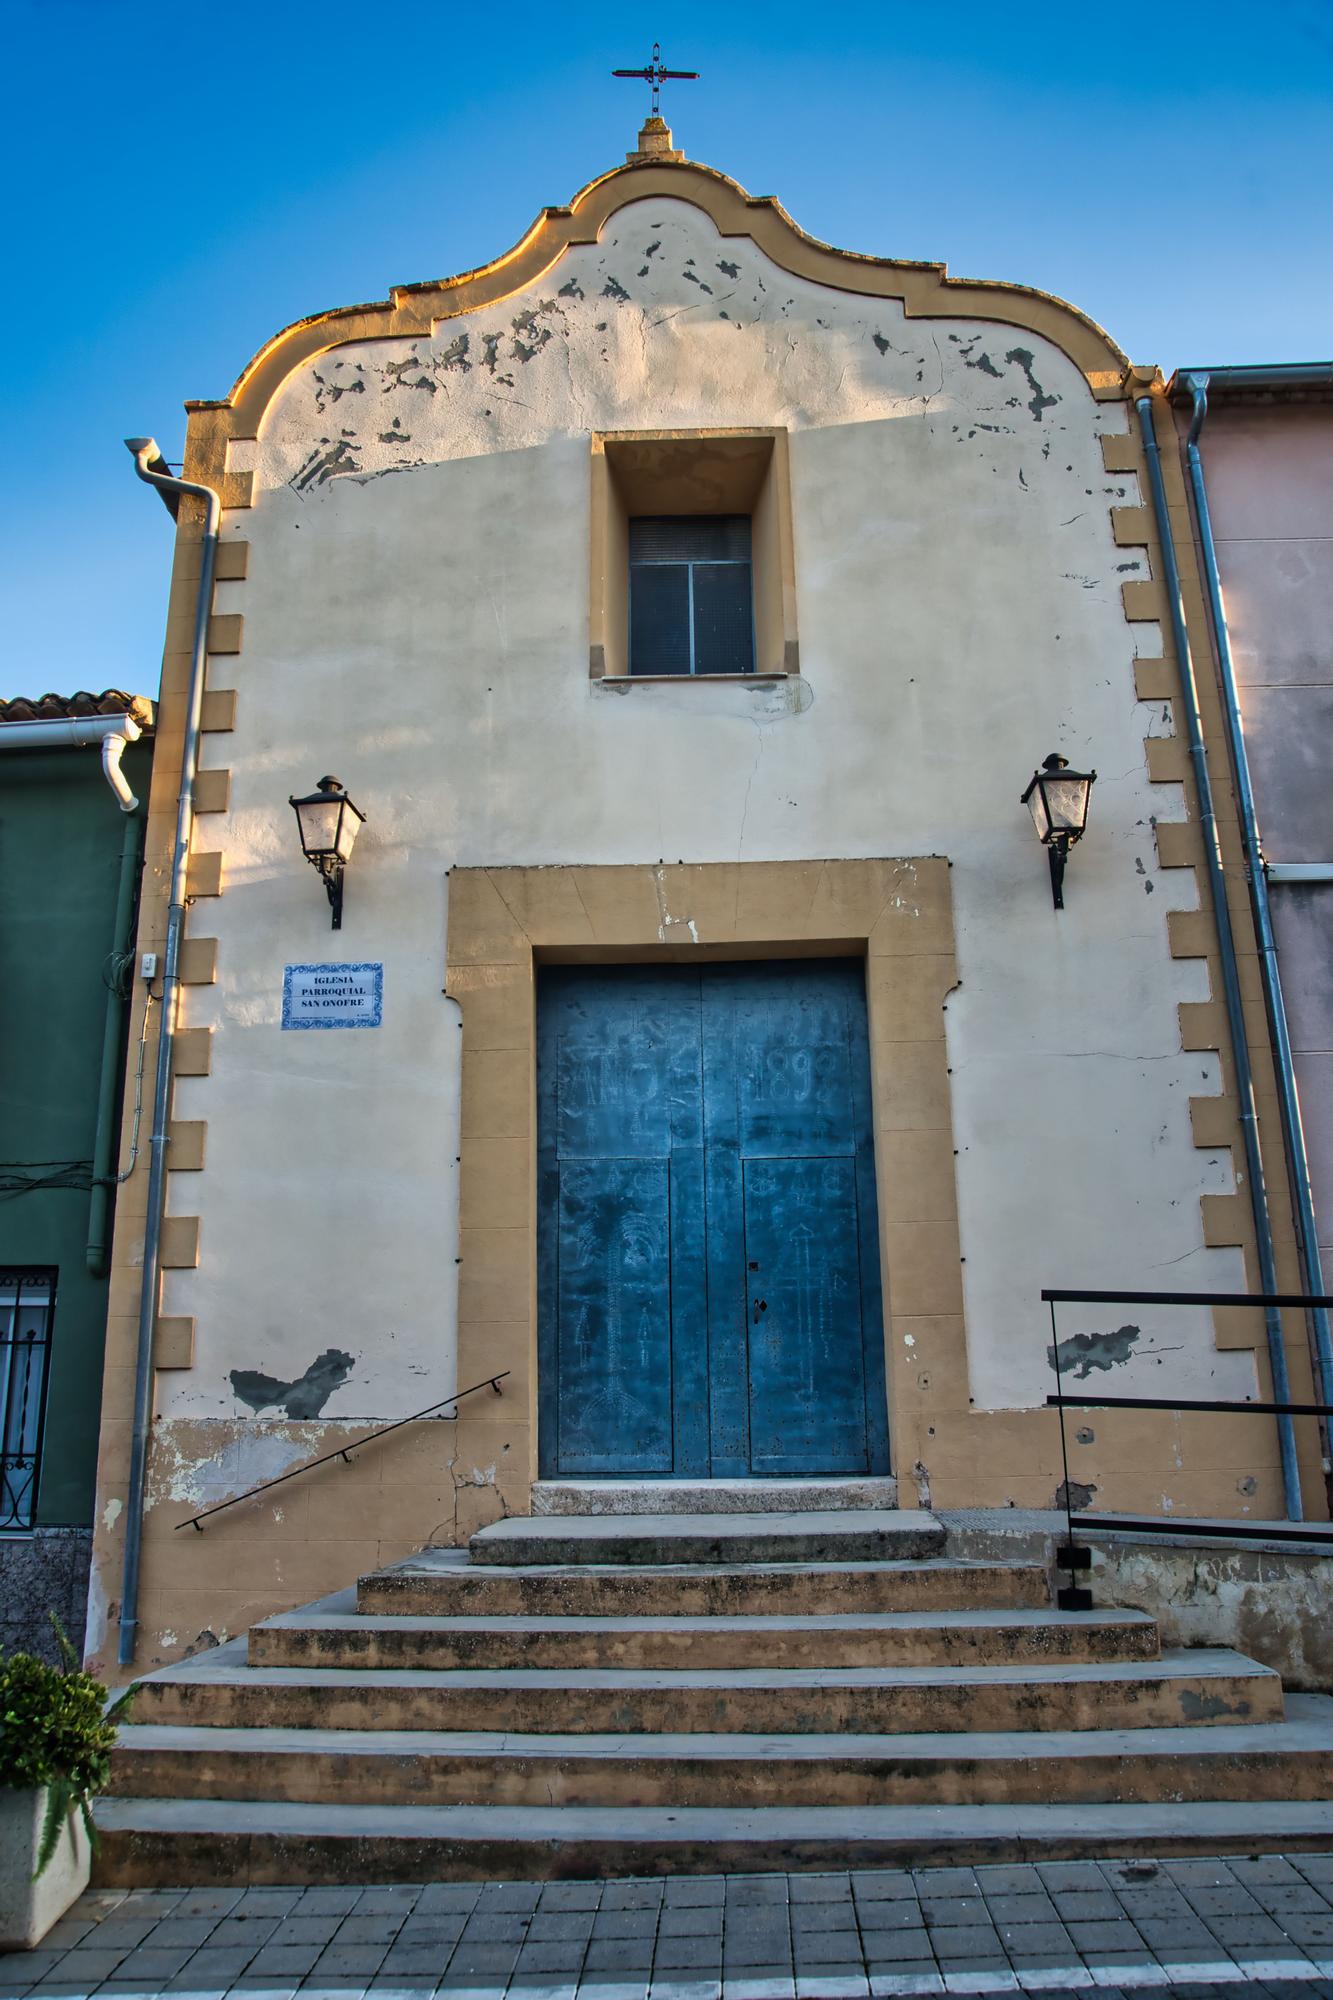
[629, 515, 755, 676]
[1, 1271, 54, 1533]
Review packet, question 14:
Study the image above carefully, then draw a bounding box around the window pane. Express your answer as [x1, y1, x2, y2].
[630, 516, 751, 564]
[1, 1272, 52, 1533]
[630, 563, 691, 675]
[692, 563, 755, 675]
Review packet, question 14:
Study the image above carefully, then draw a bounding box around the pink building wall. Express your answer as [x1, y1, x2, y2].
[1186, 398, 1333, 1261]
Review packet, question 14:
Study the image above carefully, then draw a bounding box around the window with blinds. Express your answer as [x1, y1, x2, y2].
[629, 515, 755, 676]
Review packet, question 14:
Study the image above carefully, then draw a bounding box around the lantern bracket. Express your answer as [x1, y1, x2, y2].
[1048, 836, 1071, 910]
[306, 851, 347, 929]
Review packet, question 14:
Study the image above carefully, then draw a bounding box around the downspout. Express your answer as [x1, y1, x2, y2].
[118, 437, 221, 1665]
[86, 805, 146, 1275]
[1135, 392, 1303, 1519]
[1179, 373, 1333, 1420]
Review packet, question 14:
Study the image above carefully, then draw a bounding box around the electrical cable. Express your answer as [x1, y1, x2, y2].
[98, 988, 153, 1186]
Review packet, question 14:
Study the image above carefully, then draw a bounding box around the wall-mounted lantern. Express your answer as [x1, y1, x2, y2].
[289, 776, 365, 930]
[1021, 753, 1097, 909]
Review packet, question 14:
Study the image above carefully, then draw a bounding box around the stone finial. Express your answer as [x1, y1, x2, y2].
[627, 115, 684, 164]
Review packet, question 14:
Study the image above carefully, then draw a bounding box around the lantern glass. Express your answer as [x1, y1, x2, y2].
[291, 778, 364, 863]
[1041, 770, 1092, 837]
[294, 793, 345, 858]
[1022, 755, 1096, 847]
[332, 799, 362, 862]
[1025, 785, 1051, 844]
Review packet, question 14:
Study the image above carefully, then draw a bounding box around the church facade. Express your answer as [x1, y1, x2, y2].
[85, 120, 1326, 1674]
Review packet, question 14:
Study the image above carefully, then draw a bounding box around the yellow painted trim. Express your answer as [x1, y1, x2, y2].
[153, 1318, 195, 1370]
[1123, 579, 1168, 623]
[160, 1216, 200, 1269]
[168, 1122, 207, 1171]
[1112, 506, 1152, 547]
[1101, 434, 1140, 473]
[445, 858, 964, 1507]
[192, 770, 231, 816]
[178, 937, 218, 985]
[1134, 658, 1175, 701]
[200, 689, 237, 733]
[206, 614, 244, 655]
[214, 540, 250, 581]
[173, 1026, 213, 1076]
[185, 851, 223, 899]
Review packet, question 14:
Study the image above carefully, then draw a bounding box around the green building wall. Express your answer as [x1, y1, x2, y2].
[0, 738, 152, 1655]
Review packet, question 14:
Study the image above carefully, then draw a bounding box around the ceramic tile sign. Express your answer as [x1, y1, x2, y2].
[282, 961, 383, 1030]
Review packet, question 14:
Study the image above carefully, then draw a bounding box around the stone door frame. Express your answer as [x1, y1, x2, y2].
[445, 858, 965, 1509]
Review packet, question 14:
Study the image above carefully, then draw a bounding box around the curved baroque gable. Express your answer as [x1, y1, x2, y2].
[183, 156, 1132, 484]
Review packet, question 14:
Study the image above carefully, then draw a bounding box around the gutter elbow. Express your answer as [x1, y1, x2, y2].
[1179, 371, 1210, 449]
[102, 721, 141, 812]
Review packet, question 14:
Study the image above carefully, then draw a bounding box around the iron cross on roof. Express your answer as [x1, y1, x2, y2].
[612, 42, 699, 120]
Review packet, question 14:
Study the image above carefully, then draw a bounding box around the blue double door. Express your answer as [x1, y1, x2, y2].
[537, 959, 890, 1479]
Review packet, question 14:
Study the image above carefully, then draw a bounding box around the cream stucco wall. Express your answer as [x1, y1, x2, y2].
[166, 195, 1250, 1438]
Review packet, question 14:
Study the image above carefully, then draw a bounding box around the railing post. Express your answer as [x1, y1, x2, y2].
[1050, 1299, 1093, 1611]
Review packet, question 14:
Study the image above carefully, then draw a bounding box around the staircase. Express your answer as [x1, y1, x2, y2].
[97, 1508, 1333, 1884]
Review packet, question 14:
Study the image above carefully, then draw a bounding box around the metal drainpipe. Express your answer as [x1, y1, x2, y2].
[87, 806, 146, 1276]
[1135, 393, 1303, 1519]
[118, 438, 221, 1665]
[1180, 373, 1333, 1421]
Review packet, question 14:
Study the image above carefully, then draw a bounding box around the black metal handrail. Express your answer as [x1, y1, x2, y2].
[1050, 1393, 1333, 1418]
[1044, 1287, 1333, 1308]
[1043, 1512, 1333, 1546]
[174, 1372, 508, 1532]
[1042, 1286, 1333, 1607]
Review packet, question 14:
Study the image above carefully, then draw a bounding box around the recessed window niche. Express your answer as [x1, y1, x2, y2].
[589, 429, 799, 681]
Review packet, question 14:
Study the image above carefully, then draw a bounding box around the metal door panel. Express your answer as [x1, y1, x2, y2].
[538, 968, 707, 1476]
[538, 958, 889, 1478]
[701, 992, 751, 1475]
[742, 1156, 870, 1474]
[731, 970, 858, 1159]
[552, 1158, 675, 1474]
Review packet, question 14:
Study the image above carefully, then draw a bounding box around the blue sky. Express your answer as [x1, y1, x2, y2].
[3, 0, 1330, 695]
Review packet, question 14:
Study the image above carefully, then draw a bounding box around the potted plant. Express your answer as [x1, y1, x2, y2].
[0, 1623, 134, 1949]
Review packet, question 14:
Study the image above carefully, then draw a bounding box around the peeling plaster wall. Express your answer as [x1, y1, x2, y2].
[1100, 1542, 1333, 1691]
[944, 1511, 1333, 1690]
[150, 197, 1257, 1579]
[95, 1415, 502, 1667]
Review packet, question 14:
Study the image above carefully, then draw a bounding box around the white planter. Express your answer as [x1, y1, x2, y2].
[0, 1787, 92, 1949]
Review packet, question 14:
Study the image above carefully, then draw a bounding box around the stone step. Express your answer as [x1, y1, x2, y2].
[358, 1552, 1039, 1619]
[467, 1509, 944, 1567]
[248, 1605, 1161, 1673]
[129, 1646, 1280, 1736]
[108, 1700, 1333, 1809]
[93, 1785, 1333, 1887]
[531, 1477, 900, 1516]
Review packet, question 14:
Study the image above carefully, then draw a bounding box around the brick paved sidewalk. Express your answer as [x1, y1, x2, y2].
[6, 1854, 1333, 2000]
